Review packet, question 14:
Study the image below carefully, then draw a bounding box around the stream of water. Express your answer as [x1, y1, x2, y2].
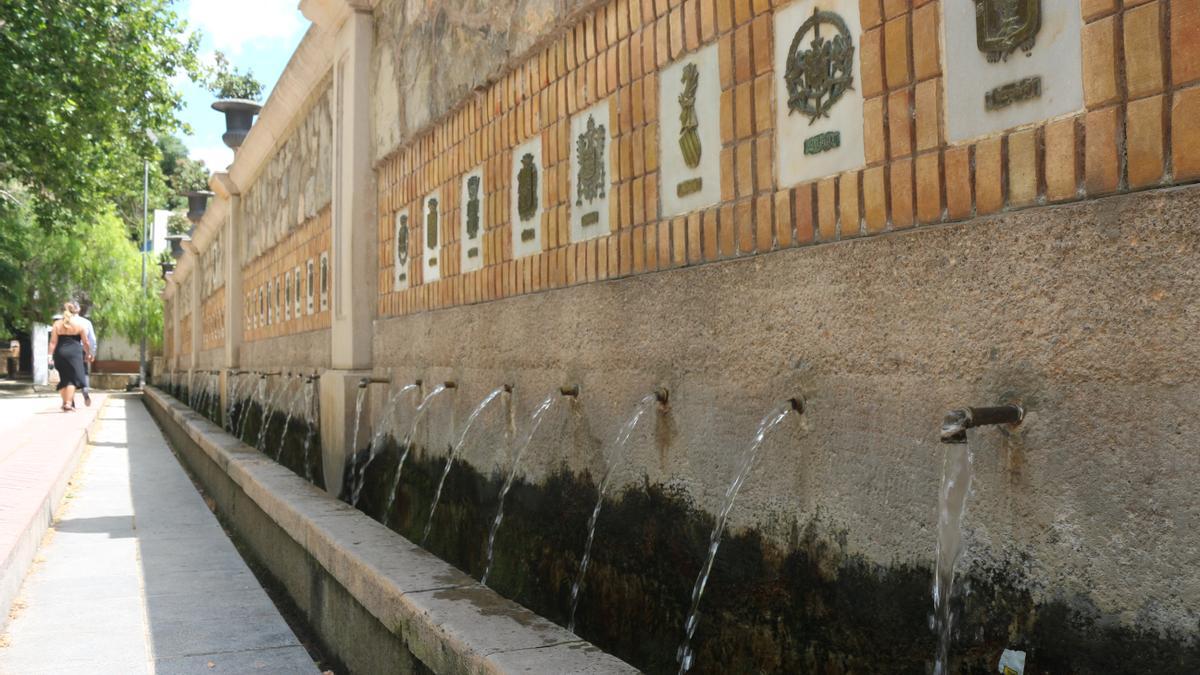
[380, 384, 451, 524]
[480, 392, 560, 586]
[351, 383, 421, 506]
[344, 385, 369, 492]
[676, 402, 798, 674]
[299, 381, 317, 482]
[932, 439, 975, 675]
[421, 386, 511, 545]
[255, 375, 291, 452]
[568, 393, 660, 633]
[274, 378, 308, 461]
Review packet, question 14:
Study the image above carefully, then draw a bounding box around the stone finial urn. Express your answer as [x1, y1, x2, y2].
[211, 99, 263, 149]
[165, 234, 189, 259]
[185, 190, 215, 223]
[159, 259, 176, 279]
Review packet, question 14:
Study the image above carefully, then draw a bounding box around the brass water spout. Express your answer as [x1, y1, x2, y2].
[502, 384, 514, 393]
[443, 381, 457, 389]
[654, 387, 670, 404]
[359, 375, 391, 388]
[788, 397, 806, 414]
[560, 385, 580, 397]
[940, 404, 1024, 443]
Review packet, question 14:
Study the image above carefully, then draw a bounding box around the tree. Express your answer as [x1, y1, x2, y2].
[0, 0, 199, 228]
[206, 51, 264, 101]
[0, 0, 193, 348]
[0, 184, 163, 349]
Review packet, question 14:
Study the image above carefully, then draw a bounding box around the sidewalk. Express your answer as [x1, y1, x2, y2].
[0, 391, 107, 621]
[0, 395, 319, 674]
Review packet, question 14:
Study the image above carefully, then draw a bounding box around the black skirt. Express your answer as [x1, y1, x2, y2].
[54, 333, 86, 390]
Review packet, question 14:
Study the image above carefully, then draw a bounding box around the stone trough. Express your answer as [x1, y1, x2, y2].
[143, 386, 636, 675]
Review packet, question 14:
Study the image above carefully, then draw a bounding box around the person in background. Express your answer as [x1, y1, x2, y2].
[67, 301, 97, 406]
[48, 302, 91, 412]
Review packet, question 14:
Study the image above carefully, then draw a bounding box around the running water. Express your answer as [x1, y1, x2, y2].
[256, 375, 291, 452]
[932, 439, 975, 675]
[350, 383, 421, 506]
[225, 373, 247, 432]
[676, 401, 799, 674]
[421, 386, 512, 544]
[481, 392, 560, 585]
[567, 393, 661, 632]
[274, 377, 309, 461]
[380, 384, 451, 523]
[299, 380, 317, 482]
[343, 385, 369, 496]
[237, 376, 266, 441]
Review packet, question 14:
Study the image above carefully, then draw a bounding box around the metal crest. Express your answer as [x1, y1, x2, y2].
[678, 62, 702, 168]
[974, 0, 1040, 62]
[425, 198, 439, 251]
[517, 153, 539, 222]
[785, 9, 855, 125]
[575, 115, 607, 206]
[466, 176, 481, 240]
[396, 214, 409, 267]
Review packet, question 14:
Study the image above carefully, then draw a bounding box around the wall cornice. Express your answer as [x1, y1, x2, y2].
[226, 24, 336, 196]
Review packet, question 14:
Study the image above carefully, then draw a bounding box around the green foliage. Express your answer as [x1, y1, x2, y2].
[167, 212, 191, 236]
[173, 156, 211, 194]
[206, 51, 264, 101]
[0, 0, 200, 229]
[0, 185, 162, 348]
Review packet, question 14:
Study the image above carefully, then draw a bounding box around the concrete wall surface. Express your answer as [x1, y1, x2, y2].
[368, 184, 1200, 638]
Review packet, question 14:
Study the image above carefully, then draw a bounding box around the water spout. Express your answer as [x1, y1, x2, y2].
[676, 400, 801, 674]
[560, 385, 580, 397]
[939, 404, 1023, 443]
[932, 402, 1023, 673]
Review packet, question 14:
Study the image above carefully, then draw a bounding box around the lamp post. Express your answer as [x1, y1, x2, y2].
[138, 158, 148, 388]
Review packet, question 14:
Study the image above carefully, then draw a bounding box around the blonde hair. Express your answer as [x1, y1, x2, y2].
[61, 302, 75, 327]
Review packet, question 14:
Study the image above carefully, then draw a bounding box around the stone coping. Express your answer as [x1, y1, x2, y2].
[143, 386, 637, 675]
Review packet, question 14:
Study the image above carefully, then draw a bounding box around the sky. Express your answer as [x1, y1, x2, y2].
[174, 0, 309, 172]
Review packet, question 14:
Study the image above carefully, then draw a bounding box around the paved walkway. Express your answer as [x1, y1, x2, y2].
[0, 395, 319, 674]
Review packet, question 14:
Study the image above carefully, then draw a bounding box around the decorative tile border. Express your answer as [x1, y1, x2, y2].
[241, 207, 333, 343]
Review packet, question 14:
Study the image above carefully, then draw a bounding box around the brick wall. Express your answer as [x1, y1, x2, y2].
[163, 300, 173, 361]
[242, 207, 332, 343]
[375, 0, 1199, 317]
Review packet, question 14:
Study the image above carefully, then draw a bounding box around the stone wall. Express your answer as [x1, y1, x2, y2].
[241, 80, 333, 264]
[371, 0, 599, 162]
[366, 185, 1200, 670]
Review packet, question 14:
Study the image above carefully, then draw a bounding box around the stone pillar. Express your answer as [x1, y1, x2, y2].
[170, 286, 180, 374]
[214, 173, 242, 418]
[186, 243, 202, 374]
[306, 2, 377, 494]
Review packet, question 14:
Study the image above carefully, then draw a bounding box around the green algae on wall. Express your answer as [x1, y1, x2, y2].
[349, 433, 1200, 674]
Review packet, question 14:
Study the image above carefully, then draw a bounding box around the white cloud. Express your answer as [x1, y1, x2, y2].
[188, 0, 303, 55]
[190, 145, 234, 173]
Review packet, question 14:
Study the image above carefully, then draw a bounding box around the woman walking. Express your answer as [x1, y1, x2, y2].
[48, 303, 92, 412]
